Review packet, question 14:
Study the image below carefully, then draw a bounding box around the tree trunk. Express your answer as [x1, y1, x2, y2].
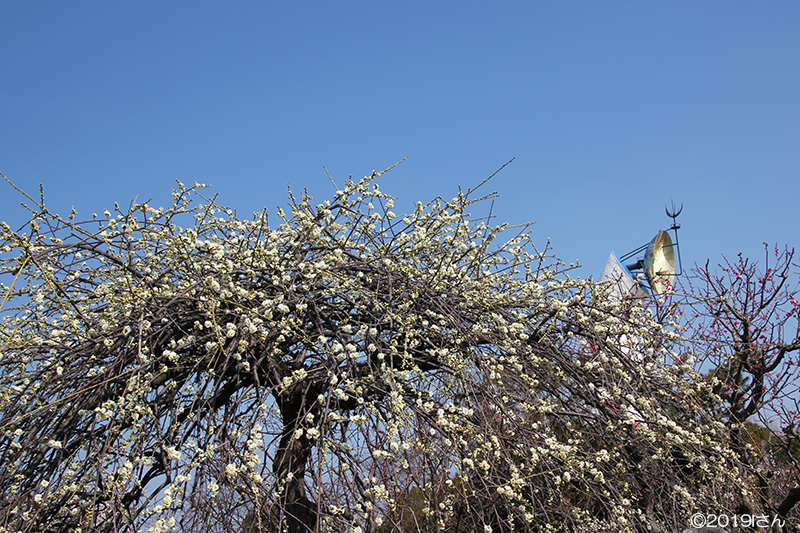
[777, 487, 800, 531]
[272, 426, 316, 532]
[274, 382, 318, 533]
[242, 382, 318, 533]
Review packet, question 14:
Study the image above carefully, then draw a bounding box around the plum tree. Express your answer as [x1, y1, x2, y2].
[679, 245, 800, 526]
[0, 168, 763, 532]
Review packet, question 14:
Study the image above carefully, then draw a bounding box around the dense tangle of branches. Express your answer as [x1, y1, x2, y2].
[0, 168, 793, 532]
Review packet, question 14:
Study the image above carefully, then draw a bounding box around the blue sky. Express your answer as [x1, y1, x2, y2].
[1, 2, 798, 279]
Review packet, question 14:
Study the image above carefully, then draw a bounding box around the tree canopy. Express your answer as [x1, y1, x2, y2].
[0, 169, 790, 533]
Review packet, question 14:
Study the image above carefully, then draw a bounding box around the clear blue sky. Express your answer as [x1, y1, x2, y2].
[2, 2, 798, 279]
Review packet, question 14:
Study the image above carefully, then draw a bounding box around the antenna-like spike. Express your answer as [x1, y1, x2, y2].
[664, 200, 684, 276]
[665, 200, 683, 220]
